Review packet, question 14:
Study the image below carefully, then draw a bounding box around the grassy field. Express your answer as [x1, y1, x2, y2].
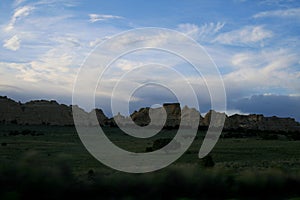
[0, 124, 300, 199]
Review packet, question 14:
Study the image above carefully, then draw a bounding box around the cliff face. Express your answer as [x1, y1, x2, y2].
[224, 114, 300, 132]
[0, 96, 107, 126]
[163, 103, 181, 128]
[202, 110, 226, 127]
[131, 108, 151, 126]
[128, 104, 300, 132]
[0, 96, 299, 132]
[20, 100, 74, 125]
[181, 106, 202, 128]
[0, 96, 23, 124]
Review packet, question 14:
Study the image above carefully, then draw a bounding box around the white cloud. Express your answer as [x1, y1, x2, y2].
[253, 8, 300, 18]
[51, 35, 81, 47]
[225, 109, 249, 116]
[225, 49, 300, 95]
[1, 45, 76, 83]
[231, 49, 297, 70]
[0, 61, 73, 97]
[3, 35, 21, 51]
[114, 59, 145, 71]
[89, 14, 123, 23]
[177, 23, 200, 39]
[177, 22, 225, 41]
[0, 1, 132, 105]
[34, 0, 79, 7]
[89, 38, 103, 47]
[89, 36, 111, 47]
[213, 26, 273, 46]
[5, 5, 35, 32]
[0, 1, 128, 98]
[231, 52, 266, 68]
[23, 47, 76, 83]
[103, 31, 170, 52]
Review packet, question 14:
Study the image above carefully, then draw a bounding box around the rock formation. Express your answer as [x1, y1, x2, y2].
[0, 96, 107, 126]
[162, 103, 181, 128]
[0, 96, 299, 132]
[20, 100, 73, 126]
[181, 105, 201, 128]
[224, 114, 300, 132]
[202, 110, 227, 128]
[131, 108, 151, 126]
[0, 96, 23, 124]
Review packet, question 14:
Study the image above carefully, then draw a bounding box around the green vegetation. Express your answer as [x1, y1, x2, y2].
[0, 124, 300, 199]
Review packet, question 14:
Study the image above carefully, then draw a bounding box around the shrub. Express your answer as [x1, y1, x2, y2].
[1, 142, 7, 146]
[152, 138, 172, 150]
[152, 138, 181, 152]
[10, 119, 17, 124]
[9, 130, 19, 136]
[199, 155, 215, 168]
[288, 131, 300, 140]
[145, 147, 153, 152]
[259, 132, 278, 140]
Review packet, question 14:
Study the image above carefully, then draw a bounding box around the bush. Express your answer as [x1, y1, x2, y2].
[1, 142, 7, 146]
[258, 132, 278, 140]
[152, 138, 181, 152]
[9, 130, 19, 136]
[288, 131, 300, 140]
[145, 147, 153, 152]
[199, 155, 215, 168]
[152, 138, 172, 150]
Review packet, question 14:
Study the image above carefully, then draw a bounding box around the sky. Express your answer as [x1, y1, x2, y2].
[0, 0, 300, 120]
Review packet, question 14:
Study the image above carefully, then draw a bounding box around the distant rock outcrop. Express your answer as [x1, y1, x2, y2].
[0, 96, 23, 124]
[0, 96, 299, 132]
[224, 114, 300, 132]
[0, 96, 107, 126]
[162, 103, 181, 128]
[181, 105, 202, 128]
[131, 108, 151, 126]
[21, 100, 73, 126]
[202, 110, 226, 128]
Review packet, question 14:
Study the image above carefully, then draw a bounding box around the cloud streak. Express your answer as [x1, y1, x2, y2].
[4, 5, 35, 32]
[213, 26, 273, 46]
[89, 14, 123, 23]
[177, 22, 225, 41]
[253, 8, 300, 18]
[3, 35, 21, 51]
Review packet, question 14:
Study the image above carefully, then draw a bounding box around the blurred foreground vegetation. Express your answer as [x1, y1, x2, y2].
[0, 125, 300, 199]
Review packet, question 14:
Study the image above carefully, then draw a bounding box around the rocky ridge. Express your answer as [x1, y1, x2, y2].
[0, 96, 299, 132]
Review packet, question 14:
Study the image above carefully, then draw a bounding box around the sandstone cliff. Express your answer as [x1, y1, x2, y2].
[224, 114, 300, 132]
[0, 96, 107, 126]
[0, 96, 23, 124]
[0, 96, 299, 132]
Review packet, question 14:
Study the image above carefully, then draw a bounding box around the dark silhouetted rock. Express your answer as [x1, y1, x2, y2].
[0, 96, 299, 132]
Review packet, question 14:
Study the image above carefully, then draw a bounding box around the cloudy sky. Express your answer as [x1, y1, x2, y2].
[0, 0, 300, 120]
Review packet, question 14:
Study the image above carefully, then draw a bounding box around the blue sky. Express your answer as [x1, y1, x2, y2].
[0, 0, 300, 120]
